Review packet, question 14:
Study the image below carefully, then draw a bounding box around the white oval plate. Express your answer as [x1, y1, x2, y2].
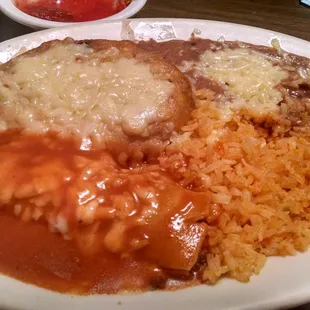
[0, 19, 310, 310]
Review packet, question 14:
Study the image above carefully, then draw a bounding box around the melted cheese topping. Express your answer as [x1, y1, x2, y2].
[0, 43, 174, 141]
[192, 48, 288, 117]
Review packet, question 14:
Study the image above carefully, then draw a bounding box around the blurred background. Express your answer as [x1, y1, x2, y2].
[1, 0, 310, 42]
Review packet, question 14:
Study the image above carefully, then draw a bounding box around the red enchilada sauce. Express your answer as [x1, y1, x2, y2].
[14, 0, 131, 22]
[0, 131, 213, 294]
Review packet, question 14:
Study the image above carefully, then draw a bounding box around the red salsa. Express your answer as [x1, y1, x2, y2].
[14, 0, 131, 22]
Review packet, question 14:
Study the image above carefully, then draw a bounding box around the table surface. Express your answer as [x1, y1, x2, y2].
[0, 0, 310, 309]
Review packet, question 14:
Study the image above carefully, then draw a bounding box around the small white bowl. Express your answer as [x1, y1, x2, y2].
[0, 0, 147, 29]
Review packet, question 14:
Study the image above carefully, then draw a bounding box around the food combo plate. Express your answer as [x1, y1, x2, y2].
[0, 19, 310, 310]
